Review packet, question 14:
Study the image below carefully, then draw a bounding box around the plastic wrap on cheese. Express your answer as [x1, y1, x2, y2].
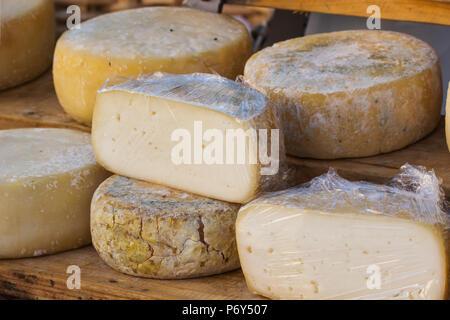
[236, 164, 449, 299]
[92, 73, 290, 204]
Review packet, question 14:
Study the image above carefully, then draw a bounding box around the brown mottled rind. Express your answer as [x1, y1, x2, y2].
[244, 30, 443, 159]
[91, 175, 241, 279]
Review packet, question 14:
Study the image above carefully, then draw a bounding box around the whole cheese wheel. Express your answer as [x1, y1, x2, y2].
[0, 129, 109, 259]
[53, 7, 253, 125]
[244, 30, 442, 159]
[0, 0, 55, 90]
[91, 175, 241, 279]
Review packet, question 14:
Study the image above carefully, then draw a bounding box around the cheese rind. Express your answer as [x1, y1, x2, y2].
[236, 166, 448, 300]
[0, 0, 55, 90]
[53, 7, 253, 125]
[0, 129, 109, 259]
[244, 30, 442, 159]
[92, 73, 283, 204]
[91, 175, 241, 279]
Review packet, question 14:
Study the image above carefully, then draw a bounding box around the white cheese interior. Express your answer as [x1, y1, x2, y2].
[237, 204, 447, 300]
[92, 90, 259, 203]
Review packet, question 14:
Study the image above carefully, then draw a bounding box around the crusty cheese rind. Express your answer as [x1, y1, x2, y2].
[244, 30, 442, 159]
[53, 7, 253, 125]
[236, 165, 448, 300]
[0, 0, 55, 90]
[92, 73, 286, 204]
[91, 175, 241, 279]
[0, 128, 109, 259]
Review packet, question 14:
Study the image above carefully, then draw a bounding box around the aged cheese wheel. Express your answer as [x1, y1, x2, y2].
[0, 0, 55, 90]
[91, 175, 241, 279]
[0, 129, 109, 259]
[53, 7, 253, 125]
[244, 30, 442, 159]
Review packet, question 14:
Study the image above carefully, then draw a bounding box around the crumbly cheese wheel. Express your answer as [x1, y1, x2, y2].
[0, 129, 109, 259]
[244, 30, 442, 159]
[53, 7, 253, 125]
[445, 83, 450, 152]
[91, 175, 241, 279]
[0, 0, 55, 90]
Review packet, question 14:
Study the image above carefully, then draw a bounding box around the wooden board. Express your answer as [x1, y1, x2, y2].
[0, 246, 261, 300]
[228, 0, 450, 26]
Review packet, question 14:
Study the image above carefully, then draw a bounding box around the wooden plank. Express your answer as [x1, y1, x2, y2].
[0, 71, 89, 132]
[0, 246, 261, 300]
[227, 0, 450, 26]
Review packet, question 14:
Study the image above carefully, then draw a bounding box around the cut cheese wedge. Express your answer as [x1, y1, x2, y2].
[92, 73, 282, 204]
[0, 129, 109, 259]
[236, 167, 448, 300]
[244, 30, 442, 159]
[53, 6, 253, 125]
[0, 0, 55, 90]
[91, 175, 241, 279]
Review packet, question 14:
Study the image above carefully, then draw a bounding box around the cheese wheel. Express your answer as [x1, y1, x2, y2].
[0, 0, 55, 90]
[445, 83, 450, 152]
[91, 175, 241, 279]
[0, 129, 109, 259]
[244, 30, 442, 159]
[53, 7, 253, 125]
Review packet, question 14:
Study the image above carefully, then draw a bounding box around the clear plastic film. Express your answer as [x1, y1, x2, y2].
[236, 164, 449, 299]
[94, 72, 291, 204]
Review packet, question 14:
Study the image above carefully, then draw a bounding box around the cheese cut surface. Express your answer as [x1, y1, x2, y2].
[244, 30, 442, 159]
[0, 0, 55, 90]
[53, 7, 253, 125]
[91, 175, 241, 279]
[0, 129, 109, 259]
[236, 168, 448, 300]
[92, 73, 281, 204]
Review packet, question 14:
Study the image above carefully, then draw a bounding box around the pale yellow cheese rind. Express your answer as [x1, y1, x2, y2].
[53, 7, 253, 125]
[244, 30, 442, 159]
[0, 0, 55, 90]
[91, 175, 241, 279]
[0, 129, 109, 259]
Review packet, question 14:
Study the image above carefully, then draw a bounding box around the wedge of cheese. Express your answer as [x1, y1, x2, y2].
[53, 7, 253, 125]
[0, 129, 109, 259]
[236, 167, 448, 300]
[0, 0, 55, 90]
[92, 73, 282, 204]
[244, 30, 442, 159]
[91, 175, 240, 279]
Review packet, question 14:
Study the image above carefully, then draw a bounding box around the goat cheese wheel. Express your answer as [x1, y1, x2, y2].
[91, 175, 241, 279]
[244, 30, 443, 159]
[53, 7, 253, 125]
[0, 129, 109, 259]
[0, 0, 55, 90]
